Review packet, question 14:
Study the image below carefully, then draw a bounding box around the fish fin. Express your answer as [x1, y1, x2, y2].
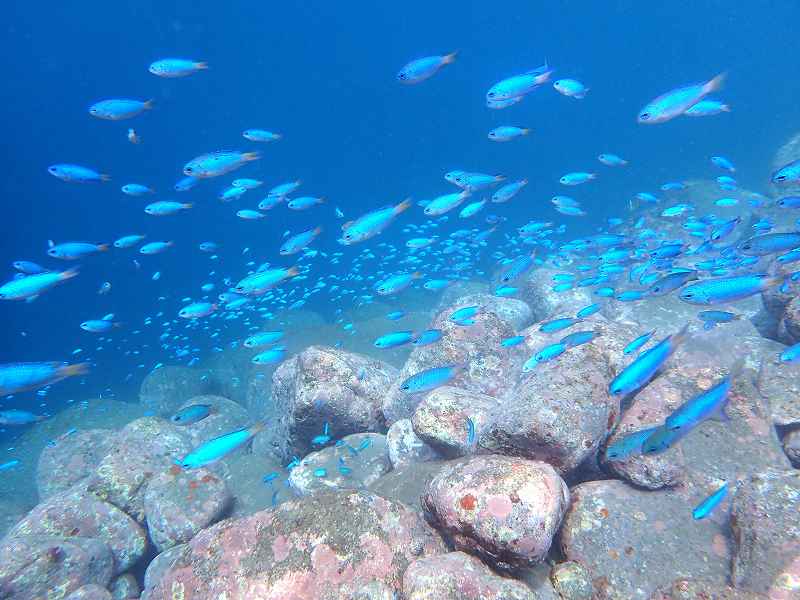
[59, 267, 80, 281]
[318, 196, 327, 203]
[100, 174, 111, 182]
[393, 198, 412, 215]
[312, 226, 323, 235]
[143, 99, 155, 110]
[706, 72, 727, 93]
[249, 419, 269, 436]
[102, 313, 115, 321]
[341, 220, 354, 230]
[182, 203, 193, 209]
[97, 244, 110, 252]
[25, 295, 39, 303]
[60, 362, 90, 378]
[443, 50, 458, 64]
[704, 321, 715, 331]
[195, 61, 209, 70]
[411, 271, 423, 280]
[521, 128, 531, 135]
[285, 266, 300, 277]
[671, 322, 692, 348]
[494, 174, 506, 182]
[720, 104, 732, 112]
[242, 152, 261, 162]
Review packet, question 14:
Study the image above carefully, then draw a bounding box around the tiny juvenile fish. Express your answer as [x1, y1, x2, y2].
[692, 482, 729, 520]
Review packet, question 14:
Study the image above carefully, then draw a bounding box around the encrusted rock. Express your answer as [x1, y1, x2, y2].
[36, 428, 115, 500]
[143, 466, 231, 552]
[4, 487, 146, 574]
[109, 573, 139, 600]
[422, 455, 569, 569]
[783, 429, 800, 467]
[142, 490, 445, 599]
[403, 551, 536, 599]
[170, 395, 250, 446]
[412, 386, 498, 458]
[550, 560, 593, 600]
[730, 469, 800, 596]
[0, 535, 113, 600]
[64, 585, 112, 600]
[288, 432, 391, 496]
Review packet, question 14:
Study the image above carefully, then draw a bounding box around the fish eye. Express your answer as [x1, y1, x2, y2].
[776, 175, 786, 182]
[488, 91, 496, 98]
[185, 167, 193, 173]
[640, 113, 650, 120]
[398, 73, 407, 79]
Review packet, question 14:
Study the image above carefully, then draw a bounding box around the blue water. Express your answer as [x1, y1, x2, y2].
[0, 1, 798, 411]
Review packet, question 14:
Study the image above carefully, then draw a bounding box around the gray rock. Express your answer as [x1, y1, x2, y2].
[36, 428, 116, 500]
[422, 455, 569, 570]
[170, 395, 250, 447]
[559, 480, 731, 599]
[517, 267, 594, 322]
[550, 561, 593, 600]
[288, 433, 391, 496]
[142, 544, 187, 593]
[109, 573, 139, 600]
[64, 585, 113, 600]
[648, 578, 768, 599]
[730, 469, 800, 596]
[367, 460, 449, 512]
[442, 293, 534, 330]
[139, 366, 210, 416]
[783, 429, 800, 467]
[386, 418, 440, 468]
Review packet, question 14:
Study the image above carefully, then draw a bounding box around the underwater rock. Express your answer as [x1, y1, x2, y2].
[170, 394, 250, 447]
[517, 267, 594, 322]
[386, 418, 440, 468]
[0, 535, 113, 600]
[559, 480, 731, 599]
[403, 551, 536, 600]
[288, 432, 391, 497]
[350, 580, 397, 600]
[783, 429, 800, 467]
[87, 417, 192, 523]
[4, 486, 147, 575]
[367, 460, 448, 512]
[442, 292, 534, 330]
[730, 469, 800, 596]
[243, 370, 273, 421]
[778, 295, 800, 344]
[258, 345, 397, 461]
[108, 573, 139, 600]
[143, 466, 231, 553]
[383, 303, 523, 424]
[138, 365, 211, 416]
[64, 585, 112, 600]
[422, 455, 569, 570]
[203, 346, 254, 408]
[480, 326, 618, 475]
[771, 131, 800, 196]
[36, 428, 116, 500]
[648, 578, 768, 599]
[142, 490, 446, 600]
[142, 543, 187, 593]
[411, 386, 498, 458]
[549, 560, 594, 600]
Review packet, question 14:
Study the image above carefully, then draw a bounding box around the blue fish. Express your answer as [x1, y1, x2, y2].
[664, 363, 739, 431]
[623, 330, 656, 355]
[692, 482, 729, 520]
[610, 325, 690, 396]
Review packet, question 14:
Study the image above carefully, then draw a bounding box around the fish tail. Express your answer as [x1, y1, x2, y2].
[285, 266, 300, 278]
[195, 61, 209, 70]
[99, 173, 111, 182]
[249, 419, 269, 436]
[443, 50, 459, 64]
[97, 243, 111, 252]
[59, 267, 80, 281]
[242, 151, 261, 162]
[521, 128, 531, 135]
[317, 196, 327, 203]
[494, 174, 507, 182]
[59, 362, 90, 378]
[720, 104, 732, 112]
[671, 322, 692, 348]
[182, 203, 194, 209]
[706, 72, 727, 93]
[313, 226, 323, 235]
[411, 271, 423, 280]
[143, 99, 155, 110]
[393, 198, 412, 215]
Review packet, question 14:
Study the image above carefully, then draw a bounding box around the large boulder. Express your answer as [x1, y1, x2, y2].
[412, 386, 498, 458]
[36, 428, 116, 500]
[109, 573, 139, 600]
[367, 461, 449, 512]
[142, 490, 446, 600]
[142, 544, 186, 593]
[87, 417, 192, 522]
[422, 455, 569, 570]
[730, 469, 800, 596]
[559, 480, 731, 599]
[288, 433, 391, 497]
[254, 346, 397, 460]
[138, 366, 211, 415]
[4, 487, 147, 574]
[144, 466, 231, 552]
[403, 551, 536, 600]
[0, 535, 113, 600]
[480, 324, 618, 475]
[517, 267, 594, 322]
[438, 293, 534, 330]
[382, 303, 526, 424]
[783, 429, 800, 467]
[64, 585, 112, 600]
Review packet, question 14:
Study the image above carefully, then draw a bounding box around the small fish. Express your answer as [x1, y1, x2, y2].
[184, 151, 260, 178]
[0, 460, 20, 472]
[559, 172, 596, 186]
[89, 98, 153, 120]
[777, 196, 800, 209]
[179, 302, 217, 319]
[374, 331, 415, 349]
[252, 347, 286, 365]
[711, 156, 735, 172]
[280, 227, 322, 255]
[400, 364, 465, 394]
[424, 190, 471, 216]
[171, 404, 215, 425]
[641, 424, 689, 455]
[624, 330, 656, 355]
[375, 272, 421, 295]
[340, 199, 411, 245]
[488, 126, 531, 142]
[0, 409, 46, 425]
[243, 331, 284, 348]
[648, 270, 698, 296]
[779, 342, 800, 363]
[576, 303, 602, 318]
[710, 217, 741, 241]
[127, 128, 140, 144]
[560, 330, 599, 348]
[738, 232, 800, 256]
[684, 99, 731, 117]
[486, 64, 553, 102]
[609, 325, 690, 396]
[680, 274, 783, 305]
[692, 482, 729, 520]
[386, 311, 405, 321]
[121, 184, 154, 196]
[232, 178, 263, 189]
[0, 362, 88, 395]
[491, 180, 528, 204]
[522, 342, 566, 371]
[501, 335, 526, 348]
[449, 306, 479, 322]
[773, 159, 800, 186]
[174, 176, 199, 192]
[81, 314, 121, 333]
[0, 268, 79, 300]
[604, 426, 661, 461]
[145, 201, 192, 216]
[287, 196, 325, 211]
[637, 73, 726, 124]
[180, 422, 266, 469]
[139, 241, 174, 255]
[553, 78, 589, 99]
[237, 209, 266, 220]
[466, 417, 476, 444]
[397, 51, 458, 84]
[12, 261, 47, 274]
[242, 129, 282, 142]
[665, 363, 739, 431]
[413, 329, 443, 346]
[48, 164, 110, 183]
[97, 281, 111, 295]
[698, 310, 741, 330]
[539, 317, 582, 334]
[149, 58, 208, 78]
[598, 153, 628, 167]
[234, 266, 298, 296]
